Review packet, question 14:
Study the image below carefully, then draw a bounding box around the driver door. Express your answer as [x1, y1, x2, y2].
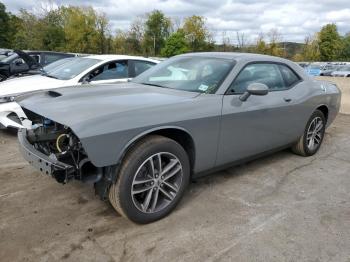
[216, 62, 303, 166]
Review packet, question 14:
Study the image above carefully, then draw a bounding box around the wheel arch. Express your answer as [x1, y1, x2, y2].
[315, 104, 329, 123]
[119, 126, 196, 175]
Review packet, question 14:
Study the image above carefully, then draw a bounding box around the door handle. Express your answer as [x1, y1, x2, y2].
[284, 98, 292, 102]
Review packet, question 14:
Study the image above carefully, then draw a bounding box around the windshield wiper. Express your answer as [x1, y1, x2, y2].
[140, 82, 166, 88]
[45, 74, 59, 79]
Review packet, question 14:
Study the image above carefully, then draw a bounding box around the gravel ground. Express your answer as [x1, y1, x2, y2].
[0, 115, 350, 262]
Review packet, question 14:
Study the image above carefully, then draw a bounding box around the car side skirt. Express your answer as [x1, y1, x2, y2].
[192, 143, 295, 179]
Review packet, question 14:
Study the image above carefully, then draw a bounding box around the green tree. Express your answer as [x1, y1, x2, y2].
[95, 13, 110, 54]
[302, 34, 320, 61]
[11, 10, 43, 50]
[340, 33, 350, 60]
[124, 17, 144, 55]
[41, 9, 65, 51]
[61, 6, 106, 53]
[254, 34, 267, 54]
[143, 10, 171, 56]
[113, 30, 128, 54]
[292, 53, 304, 62]
[161, 30, 189, 57]
[318, 23, 343, 61]
[266, 29, 284, 57]
[0, 2, 11, 47]
[182, 15, 213, 51]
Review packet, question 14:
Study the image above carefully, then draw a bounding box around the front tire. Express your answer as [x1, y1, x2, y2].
[292, 110, 326, 156]
[109, 135, 190, 223]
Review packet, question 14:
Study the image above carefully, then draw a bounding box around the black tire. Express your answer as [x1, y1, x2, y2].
[109, 135, 190, 224]
[292, 110, 326, 156]
[0, 74, 7, 82]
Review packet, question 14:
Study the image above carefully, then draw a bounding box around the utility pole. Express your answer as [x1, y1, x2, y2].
[153, 34, 156, 56]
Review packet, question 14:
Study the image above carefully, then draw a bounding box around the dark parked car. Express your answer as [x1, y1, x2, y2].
[18, 52, 341, 223]
[0, 50, 12, 61]
[0, 50, 77, 81]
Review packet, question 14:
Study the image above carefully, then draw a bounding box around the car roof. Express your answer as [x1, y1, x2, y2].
[85, 54, 159, 63]
[179, 52, 292, 63]
[24, 50, 76, 55]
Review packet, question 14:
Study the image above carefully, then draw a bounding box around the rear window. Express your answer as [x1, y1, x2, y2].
[279, 64, 300, 87]
[44, 54, 65, 65]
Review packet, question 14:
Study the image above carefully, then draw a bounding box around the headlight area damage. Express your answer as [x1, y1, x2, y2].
[18, 109, 117, 199]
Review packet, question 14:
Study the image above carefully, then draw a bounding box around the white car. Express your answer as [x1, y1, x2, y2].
[331, 65, 350, 77]
[0, 55, 159, 129]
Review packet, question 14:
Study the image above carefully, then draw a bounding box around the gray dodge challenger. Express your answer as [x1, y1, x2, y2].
[17, 52, 341, 223]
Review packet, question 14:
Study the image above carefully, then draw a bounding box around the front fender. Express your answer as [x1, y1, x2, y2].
[120, 125, 193, 157]
[79, 125, 194, 168]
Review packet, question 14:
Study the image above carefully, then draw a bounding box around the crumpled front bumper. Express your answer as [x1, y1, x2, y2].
[18, 129, 75, 183]
[0, 102, 32, 129]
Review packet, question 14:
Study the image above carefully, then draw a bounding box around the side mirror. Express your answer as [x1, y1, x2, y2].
[14, 60, 23, 66]
[239, 83, 269, 101]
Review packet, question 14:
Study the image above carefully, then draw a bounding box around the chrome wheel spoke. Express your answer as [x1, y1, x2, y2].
[308, 137, 315, 149]
[163, 165, 181, 181]
[306, 131, 313, 139]
[161, 159, 178, 176]
[159, 187, 174, 201]
[132, 185, 153, 195]
[315, 122, 323, 132]
[163, 181, 178, 193]
[133, 178, 154, 185]
[150, 188, 159, 212]
[314, 133, 322, 143]
[142, 188, 153, 212]
[157, 153, 162, 174]
[149, 158, 155, 177]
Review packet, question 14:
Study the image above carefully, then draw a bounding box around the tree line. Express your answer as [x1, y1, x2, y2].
[1, 1, 349, 61]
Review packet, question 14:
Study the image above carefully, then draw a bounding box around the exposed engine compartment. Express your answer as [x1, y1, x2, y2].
[24, 109, 102, 184]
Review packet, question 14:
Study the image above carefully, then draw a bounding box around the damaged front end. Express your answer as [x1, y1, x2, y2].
[18, 109, 117, 199]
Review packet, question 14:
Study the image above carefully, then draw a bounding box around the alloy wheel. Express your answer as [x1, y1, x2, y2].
[306, 116, 323, 151]
[131, 152, 183, 213]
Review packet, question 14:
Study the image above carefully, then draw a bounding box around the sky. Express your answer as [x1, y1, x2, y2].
[3, 0, 350, 44]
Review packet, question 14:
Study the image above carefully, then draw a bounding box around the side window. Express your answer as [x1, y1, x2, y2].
[132, 60, 155, 77]
[279, 64, 301, 87]
[230, 63, 286, 93]
[30, 55, 40, 64]
[90, 60, 128, 81]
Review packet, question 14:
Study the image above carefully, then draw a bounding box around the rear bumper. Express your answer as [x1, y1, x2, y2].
[18, 129, 75, 183]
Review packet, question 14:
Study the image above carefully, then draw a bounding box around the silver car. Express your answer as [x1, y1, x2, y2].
[331, 65, 350, 77]
[17, 52, 341, 223]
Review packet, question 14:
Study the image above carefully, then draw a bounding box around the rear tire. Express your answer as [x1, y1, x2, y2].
[109, 135, 190, 224]
[292, 110, 326, 156]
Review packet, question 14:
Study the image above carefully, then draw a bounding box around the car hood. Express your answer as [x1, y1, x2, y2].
[0, 75, 67, 96]
[19, 83, 200, 134]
